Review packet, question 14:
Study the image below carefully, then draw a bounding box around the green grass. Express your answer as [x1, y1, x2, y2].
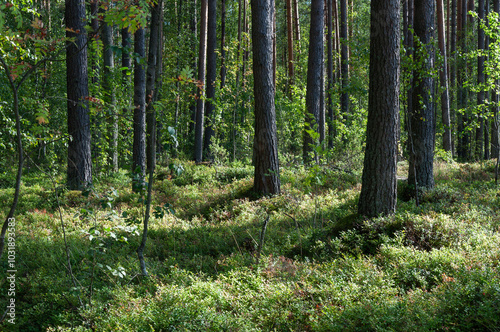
[1, 159, 500, 331]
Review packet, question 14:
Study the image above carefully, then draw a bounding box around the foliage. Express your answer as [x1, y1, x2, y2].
[2, 161, 500, 331]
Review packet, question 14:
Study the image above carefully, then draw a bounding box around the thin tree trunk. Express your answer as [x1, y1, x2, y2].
[204, 0, 216, 160]
[476, 0, 486, 160]
[133, 27, 146, 190]
[220, 0, 227, 89]
[340, 0, 349, 127]
[327, 0, 335, 148]
[303, 0, 324, 164]
[286, 0, 295, 91]
[146, 0, 162, 172]
[102, 17, 118, 172]
[437, 0, 452, 152]
[195, 0, 208, 163]
[492, 0, 500, 159]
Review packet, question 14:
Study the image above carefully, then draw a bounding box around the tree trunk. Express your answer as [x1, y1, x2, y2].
[286, 0, 295, 91]
[251, 0, 281, 195]
[358, 0, 400, 217]
[102, 17, 118, 172]
[220, 0, 227, 89]
[437, 0, 452, 152]
[457, 0, 469, 160]
[194, 0, 208, 163]
[450, 0, 457, 155]
[476, 0, 486, 160]
[408, 0, 435, 190]
[327, 0, 335, 148]
[204, 0, 217, 160]
[303, 0, 324, 164]
[66, 0, 92, 190]
[492, 0, 500, 159]
[146, 0, 162, 172]
[340, 0, 349, 127]
[133, 27, 146, 190]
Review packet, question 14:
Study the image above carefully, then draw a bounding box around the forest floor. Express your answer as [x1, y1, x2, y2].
[1, 159, 500, 331]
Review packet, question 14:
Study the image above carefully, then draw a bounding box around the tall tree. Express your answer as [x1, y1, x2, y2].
[492, 0, 500, 159]
[457, 0, 469, 160]
[408, 0, 436, 190]
[251, 0, 281, 195]
[327, 0, 335, 148]
[204, 0, 217, 160]
[437, 0, 452, 152]
[358, 0, 400, 217]
[303, 0, 324, 164]
[66, 0, 92, 189]
[476, 0, 486, 160]
[220, 0, 227, 88]
[102, 14, 118, 172]
[340, 0, 349, 127]
[286, 0, 295, 90]
[145, 0, 163, 172]
[194, 0, 208, 163]
[133, 26, 146, 190]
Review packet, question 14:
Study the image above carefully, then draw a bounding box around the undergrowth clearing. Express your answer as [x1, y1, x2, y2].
[1, 160, 499, 331]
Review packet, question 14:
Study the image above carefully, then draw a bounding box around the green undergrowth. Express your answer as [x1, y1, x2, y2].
[1, 160, 500, 331]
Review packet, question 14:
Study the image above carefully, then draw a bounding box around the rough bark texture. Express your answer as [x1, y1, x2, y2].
[102, 19, 118, 172]
[133, 27, 146, 187]
[327, 0, 335, 149]
[457, 0, 470, 160]
[204, 0, 217, 160]
[437, 0, 452, 152]
[493, 0, 500, 158]
[286, 0, 294, 88]
[358, 0, 400, 217]
[146, 0, 162, 172]
[66, 0, 92, 190]
[340, 0, 349, 125]
[303, 0, 324, 164]
[476, 0, 486, 160]
[195, 0, 208, 163]
[220, 0, 227, 88]
[251, 0, 281, 195]
[409, 0, 435, 190]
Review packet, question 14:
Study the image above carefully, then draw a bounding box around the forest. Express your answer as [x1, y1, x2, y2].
[1, 0, 500, 330]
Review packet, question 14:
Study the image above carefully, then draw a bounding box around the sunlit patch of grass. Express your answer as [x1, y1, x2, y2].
[2, 161, 500, 331]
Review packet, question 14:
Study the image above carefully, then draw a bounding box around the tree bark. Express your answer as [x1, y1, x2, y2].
[358, 0, 400, 217]
[476, 0, 486, 160]
[340, 0, 349, 126]
[66, 0, 92, 190]
[204, 0, 217, 160]
[492, 0, 500, 159]
[251, 0, 281, 195]
[220, 0, 227, 88]
[102, 16, 118, 172]
[408, 0, 436, 190]
[133, 27, 146, 190]
[327, 0, 335, 148]
[194, 0, 208, 163]
[286, 0, 295, 90]
[303, 0, 324, 164]
[437, 0, 452, 152]
[146, 0, 162, 172]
